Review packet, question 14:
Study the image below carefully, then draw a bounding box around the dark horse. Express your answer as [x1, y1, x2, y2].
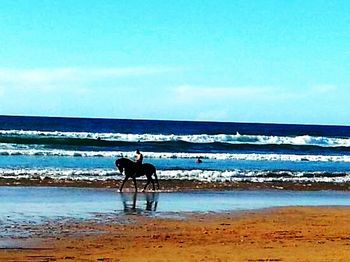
[115, 158, 159, 192]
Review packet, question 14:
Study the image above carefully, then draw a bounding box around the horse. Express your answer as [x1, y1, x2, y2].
[115, 157, 160, 192]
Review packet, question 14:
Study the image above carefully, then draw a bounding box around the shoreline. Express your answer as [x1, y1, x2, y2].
[1, 206, 350, 261]
[1, 177, 350, 191]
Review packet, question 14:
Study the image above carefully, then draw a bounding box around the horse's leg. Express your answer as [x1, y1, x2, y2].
[154, 170, 160, 190]
[132, 177, 138, 192]
[149, 176, 155, 190]
[143, 178, 151, 192]
[119, 177, 128, 192]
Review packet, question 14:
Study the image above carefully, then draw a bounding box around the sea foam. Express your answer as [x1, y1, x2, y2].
[0, 167, 349, 184]
[1, 129, 350, 147]
[0, 145, 350, 163]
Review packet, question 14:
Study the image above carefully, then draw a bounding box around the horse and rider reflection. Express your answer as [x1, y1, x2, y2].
[120, 192, 159, 214]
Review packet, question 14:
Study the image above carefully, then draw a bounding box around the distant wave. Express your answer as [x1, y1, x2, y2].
[0, 129, 350, 148]
[1, 145, 350, 162]
[0, 167, 349, 184]
[0, 168, 119, 181]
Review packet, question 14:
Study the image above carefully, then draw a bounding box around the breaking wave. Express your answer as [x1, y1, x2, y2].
[0, 146, 350, 162]
[0, 129, 350, 148]
[0, 168, 349, 184]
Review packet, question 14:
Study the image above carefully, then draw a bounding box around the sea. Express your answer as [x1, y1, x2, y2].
[0, 115, 350, 185]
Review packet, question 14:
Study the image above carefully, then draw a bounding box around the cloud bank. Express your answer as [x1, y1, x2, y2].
[0, 66, 176, 88]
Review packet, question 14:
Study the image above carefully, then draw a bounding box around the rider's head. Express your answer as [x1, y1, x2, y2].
[136, 149, 140, 154]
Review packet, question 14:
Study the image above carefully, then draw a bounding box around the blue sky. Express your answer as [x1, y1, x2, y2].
[0, 0, 349, 125]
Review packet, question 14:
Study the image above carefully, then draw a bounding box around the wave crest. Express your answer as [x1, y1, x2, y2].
[0, 130, 350, 147]
[0, 168, 349, 184]
[1, 145, 350, 162]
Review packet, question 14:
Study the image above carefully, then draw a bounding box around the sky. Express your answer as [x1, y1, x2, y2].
[0, 0, 349, 125]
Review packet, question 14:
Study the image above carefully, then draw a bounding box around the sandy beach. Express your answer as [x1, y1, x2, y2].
[1, 206, 350, 261]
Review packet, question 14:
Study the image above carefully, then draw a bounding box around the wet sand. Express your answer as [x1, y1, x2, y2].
[1, 181, 350, 261]
[1, 207, 350, 261]
[1, 177, 350, 191]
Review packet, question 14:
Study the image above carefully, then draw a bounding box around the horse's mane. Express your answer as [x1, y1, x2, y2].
[116, 157, 135, 165]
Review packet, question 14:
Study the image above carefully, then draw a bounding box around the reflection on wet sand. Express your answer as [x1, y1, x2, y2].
[120, 192, 159, 214]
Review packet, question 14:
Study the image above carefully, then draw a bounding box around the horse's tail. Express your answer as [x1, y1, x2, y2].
[153, 168, 160, 190]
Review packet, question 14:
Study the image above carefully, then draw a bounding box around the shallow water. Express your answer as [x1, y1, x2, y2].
[1, 187, 350, 225]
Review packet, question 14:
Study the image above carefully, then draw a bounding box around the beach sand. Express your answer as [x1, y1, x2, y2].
[1, 206, 350, 261]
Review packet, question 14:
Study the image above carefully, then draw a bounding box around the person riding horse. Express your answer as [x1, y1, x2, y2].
[135, 149, 143, 176]
[116, 157, 159, 192]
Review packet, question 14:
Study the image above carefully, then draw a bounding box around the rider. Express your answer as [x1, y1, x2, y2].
[135, 149, 143, 176]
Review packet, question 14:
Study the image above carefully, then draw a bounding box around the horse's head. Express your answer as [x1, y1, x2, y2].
[115, 159, 124, 174]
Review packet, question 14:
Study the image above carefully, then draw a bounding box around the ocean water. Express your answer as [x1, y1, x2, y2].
[0, 115, 350, 184]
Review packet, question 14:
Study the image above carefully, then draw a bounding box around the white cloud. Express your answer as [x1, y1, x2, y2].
[173, 85, 280, 103]
[0, 68, 76, 84]
[310, 85, 337, 94]
[196, 109, 230, 121]
[0, 66, 176, 88]
[172, 84, 340, 105]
